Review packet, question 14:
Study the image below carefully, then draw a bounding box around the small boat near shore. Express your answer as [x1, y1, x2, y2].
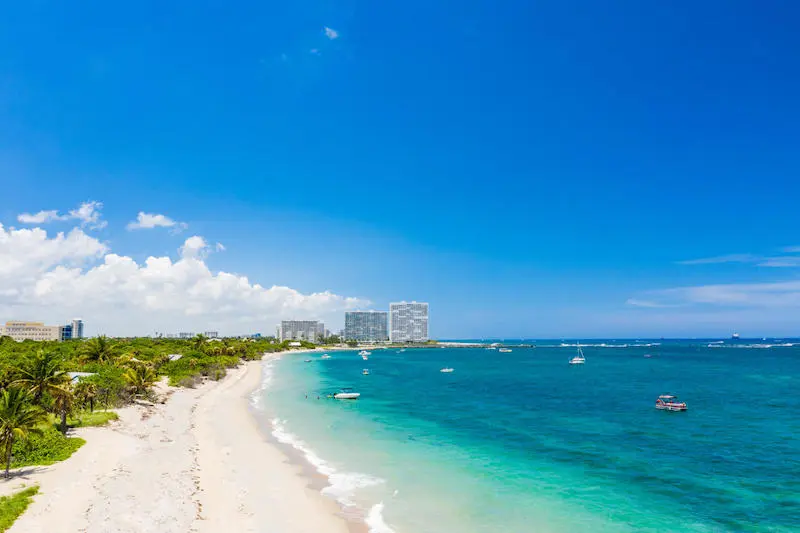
[334, 388, 361, 400]
[321, 354, 331, 360]
[304, 359, 312, 363]
[655, 395, 687, 412]
[498, 348, 512, 353]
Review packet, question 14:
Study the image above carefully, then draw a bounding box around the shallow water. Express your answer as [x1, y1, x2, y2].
[253, 341, 800, 532]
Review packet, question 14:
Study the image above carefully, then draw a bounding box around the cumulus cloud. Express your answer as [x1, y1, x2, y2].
[17, 201, 107, 230]
[324, 26, 339, 39]
[127, 212, 188, 233]
[0, 222, 367, 336]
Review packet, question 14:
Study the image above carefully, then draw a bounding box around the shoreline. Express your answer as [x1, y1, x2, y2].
[0, 351, 356, 533]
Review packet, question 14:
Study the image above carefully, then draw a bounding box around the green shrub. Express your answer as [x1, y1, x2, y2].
[0, 485, 39, 532]
[11, 428, 85, 468]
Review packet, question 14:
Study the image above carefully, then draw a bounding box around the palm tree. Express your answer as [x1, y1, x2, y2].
[83, 336, 116, 364]
[123, 364, 156, 396]
[191, 334, 208, 352]
[74, 381, 98, 413]
[0, 388, 46, 477]
[12, 351, 70, 405]
[52, 386, 75, 434]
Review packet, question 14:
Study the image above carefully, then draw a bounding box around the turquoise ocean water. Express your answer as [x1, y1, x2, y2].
[250, 341, 799, 532]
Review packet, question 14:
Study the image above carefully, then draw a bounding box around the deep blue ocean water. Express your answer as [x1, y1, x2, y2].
[253, 341, 800, 532]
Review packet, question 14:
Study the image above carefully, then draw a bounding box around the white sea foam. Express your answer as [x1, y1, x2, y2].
[249, 357, 275, 409]
[366, 502, 397, 533]
[271, 418, 386, 507]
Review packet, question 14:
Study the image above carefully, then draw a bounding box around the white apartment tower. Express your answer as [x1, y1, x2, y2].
[279, 320, 325, 343]
[389, 302, 429, 342]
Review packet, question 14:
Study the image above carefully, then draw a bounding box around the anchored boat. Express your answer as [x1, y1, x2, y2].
[655, 395, 687, 412]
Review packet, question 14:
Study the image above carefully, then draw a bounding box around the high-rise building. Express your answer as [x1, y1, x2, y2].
[389, 302, 429, 342]
[345, 311, 389, 342]
[0, 321, 63, 342]
[61, 324, 73, 341]
[71, 319, 84, 339]
[279, 320, 325, 343]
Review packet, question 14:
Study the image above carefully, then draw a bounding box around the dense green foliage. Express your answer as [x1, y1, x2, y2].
[0, 485, 39, 532]
[10, 428, 85, 468]
[0, 334, 296, 474]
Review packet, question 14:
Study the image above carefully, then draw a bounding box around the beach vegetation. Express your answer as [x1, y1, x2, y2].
[0, 335, 287, 474]
[10, 427, 84, 469]
[0, 485, 39, 532]
[0, 388, 47, 477]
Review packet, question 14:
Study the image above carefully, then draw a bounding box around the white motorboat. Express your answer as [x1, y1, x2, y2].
[440, 368, 454, 373]
[321, 354, 331, 360]
[569, 346, 586, 365]
[655, 394, 687, 411]
[334, 388, 361, 400]
[304, 359, 312, 363]
[359, 350, 371, 356]
[498, 348, 512, 353]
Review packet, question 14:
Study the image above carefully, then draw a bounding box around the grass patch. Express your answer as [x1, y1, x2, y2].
[66, 410, 118, 428]
[0, 485, 39, 532]
[10, 429, 85, 468]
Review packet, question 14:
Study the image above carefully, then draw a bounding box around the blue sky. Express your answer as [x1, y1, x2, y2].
[1, 1, 800, 337]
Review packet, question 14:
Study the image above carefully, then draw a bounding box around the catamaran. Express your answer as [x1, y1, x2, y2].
[569, 345, 586, 365]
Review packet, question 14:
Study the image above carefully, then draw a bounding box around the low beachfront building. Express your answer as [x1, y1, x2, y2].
[1, 321, 63, 342]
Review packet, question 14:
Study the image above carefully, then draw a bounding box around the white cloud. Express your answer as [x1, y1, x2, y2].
[0, 222, 367, 336]
[17, 201, 106, 230]
[215, 243, 225, 252]
[127, 212, 188, 233]
[679, 249, 800, 268]
[17, 210, 66, 224]
[324, 27, 339, 40]
[629, 280, 800, 309]
[677, 253, 758, 265]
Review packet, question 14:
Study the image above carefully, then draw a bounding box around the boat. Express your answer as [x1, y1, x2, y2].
[440, 368, 454, 373]
[498, 348, 512, 353]
[321, 354, 331, 360]
[655, 395, 687, 411]
[359, 350, 371, 356]
[732, 333, 740, 340]
[643, 354, 652, 358]
[333, 388, 361, 400]
[304, 359, 312, 363]
[362, 369, 370, 375]
[569, 346, 586, 365]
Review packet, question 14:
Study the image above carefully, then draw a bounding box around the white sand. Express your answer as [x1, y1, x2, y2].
[1, 358, 352, 533]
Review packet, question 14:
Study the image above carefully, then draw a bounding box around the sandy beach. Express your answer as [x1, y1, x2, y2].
[0, 355, 352, 533]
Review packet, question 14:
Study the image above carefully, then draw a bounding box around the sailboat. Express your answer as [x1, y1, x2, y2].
[569, 345, 586, 365]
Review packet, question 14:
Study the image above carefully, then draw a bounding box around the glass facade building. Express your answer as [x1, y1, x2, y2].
[389, 302, 429, 342]
[344, 311, 388, 342]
